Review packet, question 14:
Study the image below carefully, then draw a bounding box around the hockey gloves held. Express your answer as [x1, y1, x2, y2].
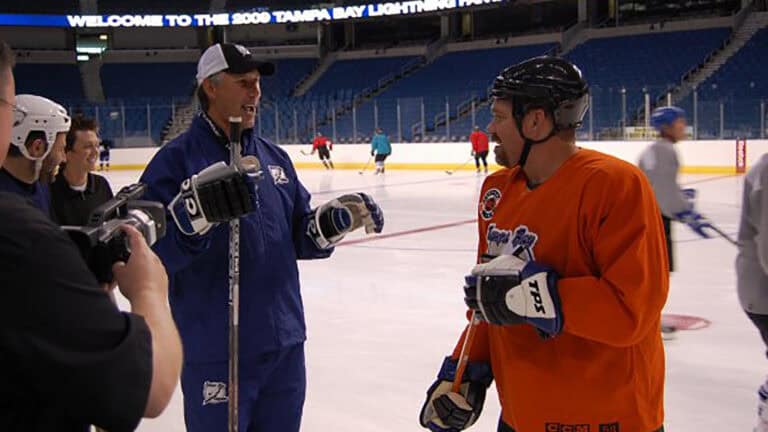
[675, 209, 713, 239]
[419, 357, 493, 432]
[308, 193, 384, 249]
[464, 254, 563, 337]
[676, 188, 716, 239]
[169, 161, 258, 236]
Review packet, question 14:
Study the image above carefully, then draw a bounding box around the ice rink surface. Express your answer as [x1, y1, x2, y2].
[103, 166, 763, 432]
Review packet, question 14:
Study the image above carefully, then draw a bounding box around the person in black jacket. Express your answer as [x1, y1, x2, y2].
[51, 116, 114, 226]
[0, 40, 182, 431]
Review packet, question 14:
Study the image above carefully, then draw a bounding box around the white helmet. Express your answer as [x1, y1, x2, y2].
[11, 94, 71, 160]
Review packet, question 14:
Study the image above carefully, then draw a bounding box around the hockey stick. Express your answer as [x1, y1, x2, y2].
[445, 156, 475, 175]
[359, 156, 373, 175]
[452, 245, 525, 391]
[452, 310, 481, 392]
[300, 149, 312, 156]
[709, 224, 739, 247]
[228, 117, 243, 432]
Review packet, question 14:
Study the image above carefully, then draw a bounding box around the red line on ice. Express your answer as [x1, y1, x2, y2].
[338, 219, 476, 246]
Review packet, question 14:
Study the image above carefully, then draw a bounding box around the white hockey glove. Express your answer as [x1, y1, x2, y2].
[169, 160, 260, 236]
[419, 357, 493, 431]
[307, 193, 384, 249]
[464, 254, 563, 337]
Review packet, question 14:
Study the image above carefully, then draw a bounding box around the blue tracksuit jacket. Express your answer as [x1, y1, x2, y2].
[140, 112, 332, 365]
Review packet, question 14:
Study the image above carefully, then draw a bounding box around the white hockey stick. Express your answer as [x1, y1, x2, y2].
[227, 117, 242, 432]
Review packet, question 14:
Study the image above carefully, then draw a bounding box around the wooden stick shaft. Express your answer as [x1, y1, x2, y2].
[452, 311, 480, 393]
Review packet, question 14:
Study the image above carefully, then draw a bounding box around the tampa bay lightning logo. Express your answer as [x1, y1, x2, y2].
[268, 165, 289, 185]
[480, 188, 501, 220]
[486, 223, 538, 261]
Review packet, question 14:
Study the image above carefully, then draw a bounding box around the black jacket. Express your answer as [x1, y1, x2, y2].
[50, 172, 114, 226]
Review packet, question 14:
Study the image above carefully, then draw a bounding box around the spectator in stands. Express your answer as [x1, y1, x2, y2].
[371, 127, 392, 175]
[470, 125, 490, 174]
[0, 38, 182, 432]
[311, 131, 334, 170]
[50, 115, 114, 226]
[0, 94, 70, 218]
[99, 138, 112, 171]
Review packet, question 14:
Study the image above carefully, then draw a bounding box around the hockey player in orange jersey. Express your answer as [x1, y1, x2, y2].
[419, 57, 669, 432]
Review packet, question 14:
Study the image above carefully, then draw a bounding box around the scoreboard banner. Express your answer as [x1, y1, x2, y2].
[0, 0, 503, 28]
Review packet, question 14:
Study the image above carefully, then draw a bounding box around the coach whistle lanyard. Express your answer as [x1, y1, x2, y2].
[200, 111, 249, 154]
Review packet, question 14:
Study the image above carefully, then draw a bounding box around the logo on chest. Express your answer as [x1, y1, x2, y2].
[486, 223, 538, 261]
[268, 165, 290, 185]
[480, 188, 502, 220]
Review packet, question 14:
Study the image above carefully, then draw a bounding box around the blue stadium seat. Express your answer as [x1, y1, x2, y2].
[101, 62, 197, 99]
[565, 28, 730, 132]
[261, 58, 317, 99]
[689, 27, 768, 138]
[15, 63, 85, 103]
[306, 56, 418, 100]
[337, 44, 555, 141]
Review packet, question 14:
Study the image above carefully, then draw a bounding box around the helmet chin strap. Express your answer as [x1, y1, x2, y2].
[33, 159, 43, 182]
[514, 115, 557, 168]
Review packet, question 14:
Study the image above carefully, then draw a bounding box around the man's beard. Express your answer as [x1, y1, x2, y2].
[492, 134, 512, 168]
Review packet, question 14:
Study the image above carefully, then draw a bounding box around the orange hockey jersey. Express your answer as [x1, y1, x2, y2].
[453, 148, 668, 432]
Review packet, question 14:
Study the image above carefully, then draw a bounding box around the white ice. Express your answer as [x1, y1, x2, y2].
[100, 168, 763, 432]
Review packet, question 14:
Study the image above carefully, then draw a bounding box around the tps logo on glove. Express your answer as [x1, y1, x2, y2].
[502, 270, 557, 320]
[528, 280, 546, 314]
[465, 255, 563, 336]
[503, 274, 554, 317]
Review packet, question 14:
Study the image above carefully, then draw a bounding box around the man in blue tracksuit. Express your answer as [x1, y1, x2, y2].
[370, 128, 392, 175]
[140, 43, 384, 432]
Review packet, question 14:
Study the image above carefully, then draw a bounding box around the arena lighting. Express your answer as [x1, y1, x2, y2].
[76, 54, 89, 61]
[0, 0, 504, 28]
[76, 46, 104, 54]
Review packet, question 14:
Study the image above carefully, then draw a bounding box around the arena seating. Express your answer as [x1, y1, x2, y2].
[344, 43, 556, 141]
[14, 63, 84, 102]
[564, 28, 731, 133]
[685, 27, 768, 138]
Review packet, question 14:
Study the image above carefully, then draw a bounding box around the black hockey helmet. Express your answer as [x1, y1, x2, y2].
[490, 56, 589, 167]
